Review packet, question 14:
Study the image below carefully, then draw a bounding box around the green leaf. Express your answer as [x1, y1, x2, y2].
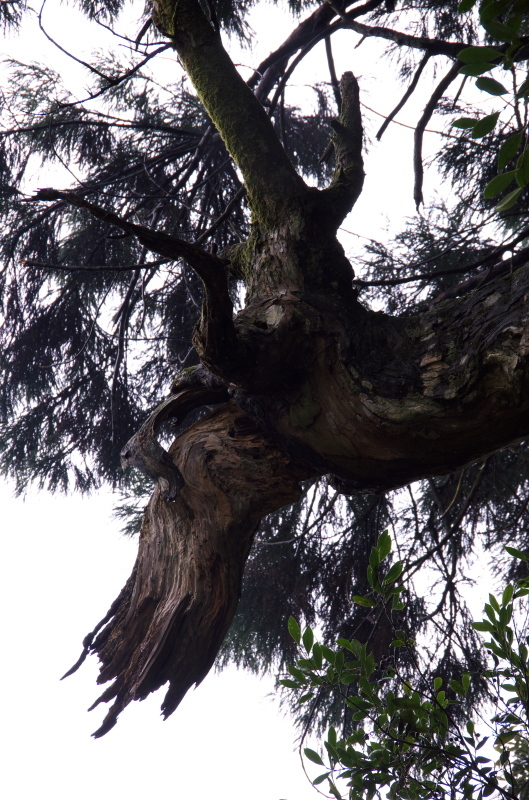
[490, 594, 501, 613]
[516, 149, 529, 187]
[312, 642, 323, 669]
[480, 0, 511, 23]
[495, 186, 523, 211]
[337, 638, 362, 657]
[458, 0, 477, 10]
[313, 773, 330, 786]
[328, 782, 342, 800]
[516, 78, 529, 97]
[475, 76, 508, 95]
[304, 748, 325, 766]
[321, 645, 336, 665]
[391, 639, 406, 647]
[353, 595, 375, 607]
[288, 665, 307, 682]
[462, 673, 470, 693]
[458, 46, 504, 62]
[369, 546, 380, 569]
[433, 677, 443, 691]
[472, 621, 495, 632]
[384, 561, 403, 584]
[377, 530, 392, 561]
[288, 616, 301, 644]
[483, 171, 515, 198]
[453, 117, 479, 129]
[498, 131, 523, 171]
[502, 584, 514, 606]
[471, 112, 500, 138]
[482, 19, 518, 42]
[280, 679, 300, 688]
[298, 692, 314, 704]
[459, 63, 494, 76]
[505, 545, 529, 561]
[302, 626, 314, 654]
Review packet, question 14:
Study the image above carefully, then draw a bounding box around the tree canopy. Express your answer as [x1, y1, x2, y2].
[3, 0, 529, 740]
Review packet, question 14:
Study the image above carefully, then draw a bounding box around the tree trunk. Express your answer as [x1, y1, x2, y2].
[65, 0, 529, 733]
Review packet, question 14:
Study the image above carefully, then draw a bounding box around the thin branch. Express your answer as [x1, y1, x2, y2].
[340, 16, 467, 58]
[31, 187, 225, 271]
[376, 53, 430, 140]
[22, 259, 170, 271]
[414, 60, 461, 209]
[38, 0, 109, 81]
[325, 36, 341, 113]
[250, 0, 384, 100]
[355, 231, 529, 290]
[52, 45, 171, 111]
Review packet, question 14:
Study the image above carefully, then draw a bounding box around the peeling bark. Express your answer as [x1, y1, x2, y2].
[78, 405, 307, 736]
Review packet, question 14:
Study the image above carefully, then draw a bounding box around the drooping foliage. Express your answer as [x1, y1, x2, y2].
[2, 0, 529, 736]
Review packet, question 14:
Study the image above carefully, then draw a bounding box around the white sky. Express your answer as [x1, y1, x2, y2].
[0, 2, 501, 798]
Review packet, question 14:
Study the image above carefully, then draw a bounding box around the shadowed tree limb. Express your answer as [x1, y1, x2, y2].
[153, 0, 307, 226]
[319, 72, 364, 228]
[376, 53, 431, 140]
[250, 0, 384, 101]
[414, 61, 461, 209]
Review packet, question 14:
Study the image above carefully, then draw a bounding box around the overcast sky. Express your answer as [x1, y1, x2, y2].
[0, 3, 483, 798]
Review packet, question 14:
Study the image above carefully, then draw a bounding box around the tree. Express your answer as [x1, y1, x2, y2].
[3, 0, 529, 738]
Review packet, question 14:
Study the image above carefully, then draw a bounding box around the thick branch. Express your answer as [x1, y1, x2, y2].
[152, 0, 306, 225]
[33, 188, 224, 271]
[319, 72, 364, 228]
[120, 366, 230, 500]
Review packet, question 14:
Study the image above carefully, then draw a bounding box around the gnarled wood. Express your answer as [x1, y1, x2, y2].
[76, 404, 308, 736]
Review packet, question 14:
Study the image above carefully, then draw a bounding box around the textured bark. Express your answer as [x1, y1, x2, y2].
[66, 0, 529, 734]
[83, 404, 307, 737]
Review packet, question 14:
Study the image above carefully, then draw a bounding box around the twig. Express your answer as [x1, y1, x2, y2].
[376, 53, 430, 140]
[22, 259, 169, 271]
[414, 60, 461, 210]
